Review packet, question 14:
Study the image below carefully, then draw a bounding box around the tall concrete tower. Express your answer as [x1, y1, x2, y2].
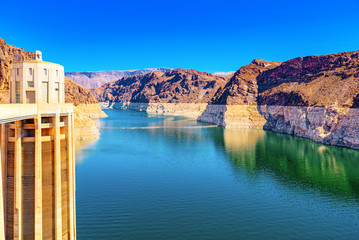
[0, 52, 76, 239]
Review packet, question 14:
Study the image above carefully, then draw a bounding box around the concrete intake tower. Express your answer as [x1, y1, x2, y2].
[0, 51, 76, 239]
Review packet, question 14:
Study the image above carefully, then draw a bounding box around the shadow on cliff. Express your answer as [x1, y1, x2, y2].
[196, 104, 228, 126]
[257, 92, 307, 134]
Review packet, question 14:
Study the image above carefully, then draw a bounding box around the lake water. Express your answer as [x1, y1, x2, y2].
[75, 109, 359, 239]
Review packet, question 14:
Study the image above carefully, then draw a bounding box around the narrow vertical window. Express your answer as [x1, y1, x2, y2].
[42, 82, 48, 103]
[44, 68, 47, 75]
[56, 70, 58, 76]
[17, 68, 19, 75]
[55, 82, 60, 103]
[29, 68, 33, 75]
[16, 81, 20, 103]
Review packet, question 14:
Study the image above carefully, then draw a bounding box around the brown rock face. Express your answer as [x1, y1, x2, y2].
[208, 51, 359, 109]
[199, 50, 359, 149]
[93, 68, 227, 103]
[65, 77, 99, 106]
[257, 51, 359, 108]
[210, 59, 282, 105]
[65, 68, 171, 89]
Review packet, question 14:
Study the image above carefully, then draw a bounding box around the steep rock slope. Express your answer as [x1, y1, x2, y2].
[198, 59, 281, 127]
[211, 59, 282, 105]
[64, 77, 107, 139]
[201, 50, 359, 149]
[93, 68, 227, 104]
[65, 68, 171, 89]
[254, 51, 359, 149]
[65, 77, 98, 105]
[94, 69, 227, 118]
[257, 51, 359, 107]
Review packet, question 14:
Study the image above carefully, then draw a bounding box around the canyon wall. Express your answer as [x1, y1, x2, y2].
[96, 51, 359, 149]
[201, 51, 359, 149]
[65, 68, 171, 89]
[101, 102, 207, 118]
[64, 77, 107, 140]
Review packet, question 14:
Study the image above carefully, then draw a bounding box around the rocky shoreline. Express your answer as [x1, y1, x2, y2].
[100, 102, 359, 150]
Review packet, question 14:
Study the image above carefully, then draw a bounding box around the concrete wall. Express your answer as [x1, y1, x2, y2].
[10, 61, 65, 104]
[0, 104, 76, 239]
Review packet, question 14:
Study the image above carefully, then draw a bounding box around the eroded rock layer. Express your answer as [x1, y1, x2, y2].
[97, 50, 359, 149]
[65, 68, 171, 89]
[93, 69, 227, 104]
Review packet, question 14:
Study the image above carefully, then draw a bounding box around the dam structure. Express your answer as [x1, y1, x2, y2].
[0, 51, 76, 239]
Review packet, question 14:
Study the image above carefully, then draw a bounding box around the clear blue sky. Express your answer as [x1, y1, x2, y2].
[1, 0, 358, 73]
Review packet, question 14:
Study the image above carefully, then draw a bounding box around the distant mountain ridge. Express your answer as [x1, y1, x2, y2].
[94, 50, 359, 150]
[65, 68, 172, 89]
[92, 68, 227, 103]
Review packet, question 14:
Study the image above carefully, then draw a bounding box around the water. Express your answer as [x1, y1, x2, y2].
[75, 109, 359, 239]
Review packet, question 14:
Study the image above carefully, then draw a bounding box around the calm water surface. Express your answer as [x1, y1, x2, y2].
[75, 109, 359, 239]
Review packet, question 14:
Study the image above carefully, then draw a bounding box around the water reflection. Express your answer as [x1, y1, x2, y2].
[91, 109, 359, 199]
[76, 110, 359, 240]
[222, 128, 359, 198]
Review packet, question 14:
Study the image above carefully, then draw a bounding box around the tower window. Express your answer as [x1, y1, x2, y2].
[56, 70, 58, 76]
[55, 82, 60, 103]
[29, 68, 33, 75]
[17, 68, 19, 75]
[44, 69, 47, 75]
[16, 81, 20, 103]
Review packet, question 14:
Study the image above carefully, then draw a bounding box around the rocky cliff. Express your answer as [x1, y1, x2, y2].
[93, 68, 227, 105]
[64, 77, 107, 140]
[65, 68, 171, 89]
[0, 37, 106, 140]
[200, 50, 359, 149]
[96, 50, 359, 149]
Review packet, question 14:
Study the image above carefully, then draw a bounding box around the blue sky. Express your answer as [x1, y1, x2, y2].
[1, 0, 359, 73]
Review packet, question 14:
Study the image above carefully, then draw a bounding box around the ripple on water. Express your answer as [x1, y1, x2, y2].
[75, 109, 359, 240]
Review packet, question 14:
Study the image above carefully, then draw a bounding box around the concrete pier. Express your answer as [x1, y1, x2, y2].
[0, 103, 76, 239]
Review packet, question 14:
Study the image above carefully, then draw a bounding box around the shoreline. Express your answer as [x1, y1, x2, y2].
[99, 101, 359, 150]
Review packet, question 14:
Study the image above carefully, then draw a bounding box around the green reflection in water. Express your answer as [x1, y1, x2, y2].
[221, 128, 359, 199]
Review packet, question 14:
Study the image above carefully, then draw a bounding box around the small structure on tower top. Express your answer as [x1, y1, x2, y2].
[34, 50, 42, 61]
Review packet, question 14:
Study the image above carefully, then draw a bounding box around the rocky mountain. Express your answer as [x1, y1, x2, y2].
[65, 77, 99, 105]
[96, 50, 359, 149]
[256, 51, 359, 108]
[93, 68, 227, 103]
[205, 51, 359, 108]
[210, 59, 282, 105]
[200, 50, 359, 149]
[65, 68, 171, 89]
